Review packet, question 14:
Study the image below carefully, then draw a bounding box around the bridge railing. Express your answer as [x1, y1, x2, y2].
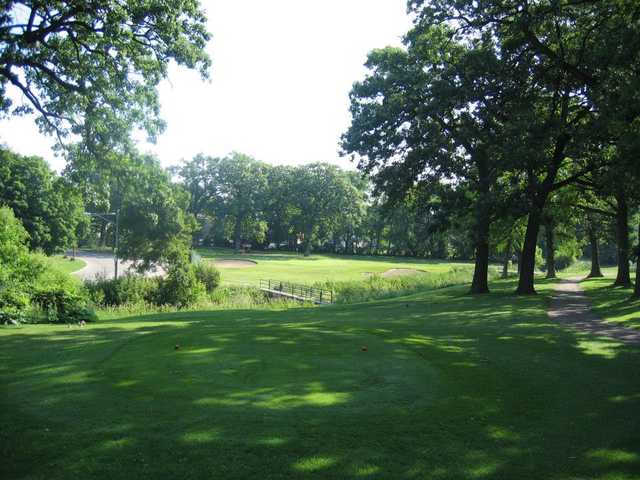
[259, 279, 333, 304]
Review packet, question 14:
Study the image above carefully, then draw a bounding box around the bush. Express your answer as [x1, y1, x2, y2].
[157, 263, 205, 307]
[193, 262, 221, 293]
[555, 254, 576, 271]
[30, 267, 96, 323]
[85, 274, 158, 306]
[30, 288, 96, 323]
[0, 209, 94, 324]
[86, 265, 207, 309]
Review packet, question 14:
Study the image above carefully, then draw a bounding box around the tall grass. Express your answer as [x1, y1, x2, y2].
[96, 286, 306, 320]
[321, 266, 477, 304]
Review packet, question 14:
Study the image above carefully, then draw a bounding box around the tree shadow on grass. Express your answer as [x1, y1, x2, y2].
[2, 285, 640, 479]
[581, 278, 640, 329]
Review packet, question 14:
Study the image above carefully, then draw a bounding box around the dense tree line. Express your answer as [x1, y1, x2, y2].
[342, 0, 640, 296]
[1, 0, 638, 302]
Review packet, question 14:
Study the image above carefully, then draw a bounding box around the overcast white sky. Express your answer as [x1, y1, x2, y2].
[0, 0, 413, 172]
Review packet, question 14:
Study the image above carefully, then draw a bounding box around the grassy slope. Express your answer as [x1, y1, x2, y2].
[581, 277, 640, 330]
[47, 255, 87, 274]
[2, 279, 640, 479]
[197, 247, 475, 285]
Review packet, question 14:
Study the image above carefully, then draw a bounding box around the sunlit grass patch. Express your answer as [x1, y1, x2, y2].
[581, 277, 640, 330]
[2, 280, 640, 479]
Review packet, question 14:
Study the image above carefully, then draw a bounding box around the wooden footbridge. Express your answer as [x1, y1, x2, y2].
[259, 279, 333, 305]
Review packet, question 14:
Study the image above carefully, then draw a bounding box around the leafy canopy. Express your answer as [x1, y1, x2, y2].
[0, 1, 210, 147]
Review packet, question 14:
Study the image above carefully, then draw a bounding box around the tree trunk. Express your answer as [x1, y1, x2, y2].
[502, 237, 512, 279]
[634, 220, 639, 298]
[587, 223, 604, 278]
[613, 191, 631, 287]
[470, 207, 490, 294]
[545, 222, 556, 279]
[234, 216, 243, 253]
[517, 207, 543, 294]
[303, 226, 313, 257]
[471, 232, 490, 293]
[470, 156, 491, 294]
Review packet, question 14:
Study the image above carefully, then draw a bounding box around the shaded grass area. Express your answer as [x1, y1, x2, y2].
[581, 277, 640, 330]
[47, 255, 86, 274]
[2, 279, 640, 479]
[197, 247, 476, 285]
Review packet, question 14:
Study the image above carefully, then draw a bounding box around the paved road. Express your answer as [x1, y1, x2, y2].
[72, 251, 165, 281]
[548, 277, 640, 345]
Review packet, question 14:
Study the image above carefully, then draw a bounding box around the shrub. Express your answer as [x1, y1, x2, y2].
[85, 274, 158, 306]
[193, 262, 221, 293]
[156, 263, 205, 307]
[30, 288, 96, 323]
[0, 208, 95, 324]
[30, 268, 96, 323]
[555, 254, 576, 271]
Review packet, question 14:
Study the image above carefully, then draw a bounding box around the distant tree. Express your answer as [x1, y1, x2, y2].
[0, 147, 85, 253]
[213, 153, 269, 252]
[264, 165, 297, 248]
[0, 0, 210, 151]
[117, 153, 195, 270]
[290, 163, 360, 257]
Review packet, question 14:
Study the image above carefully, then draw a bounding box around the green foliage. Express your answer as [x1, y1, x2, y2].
[291, 163, 365, 256]
[0, 207, 94, 323]
[157, 263, 205, 308]
[174, 153, 269, 250]
[207, 286, 280, 309]
[30, 288, 95, 324]
[323, 266, 476, 304]
[118, 154, 196, 270]
[85, 274, 158, 307]
[87, 269, 206, 309]
[87, 245, 208, 309]
[0, 147, 85, 254]
[555, 239, 583, 270]
[0, 207, 42, 322]
[193, 262, 221, 293]
[0, 0, 210, 150]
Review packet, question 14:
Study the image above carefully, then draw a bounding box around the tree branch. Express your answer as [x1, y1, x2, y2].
[575, 204, 615, 218]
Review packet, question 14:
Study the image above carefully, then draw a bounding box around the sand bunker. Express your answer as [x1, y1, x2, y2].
[381, 268, 423, 278]
[212, 259, 257, 268]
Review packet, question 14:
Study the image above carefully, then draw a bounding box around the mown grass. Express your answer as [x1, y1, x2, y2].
[2, 278, 640, 479]
[197, 247, 476, 285]
[47, 255, 87, 274]
[581, 277, 640, 330]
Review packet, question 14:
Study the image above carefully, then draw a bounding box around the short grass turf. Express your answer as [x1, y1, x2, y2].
[197, 247, 475, 285]
[48, 255, 87, 274]
[2, 279, 640, 480]
[581, 276, 640, 330]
